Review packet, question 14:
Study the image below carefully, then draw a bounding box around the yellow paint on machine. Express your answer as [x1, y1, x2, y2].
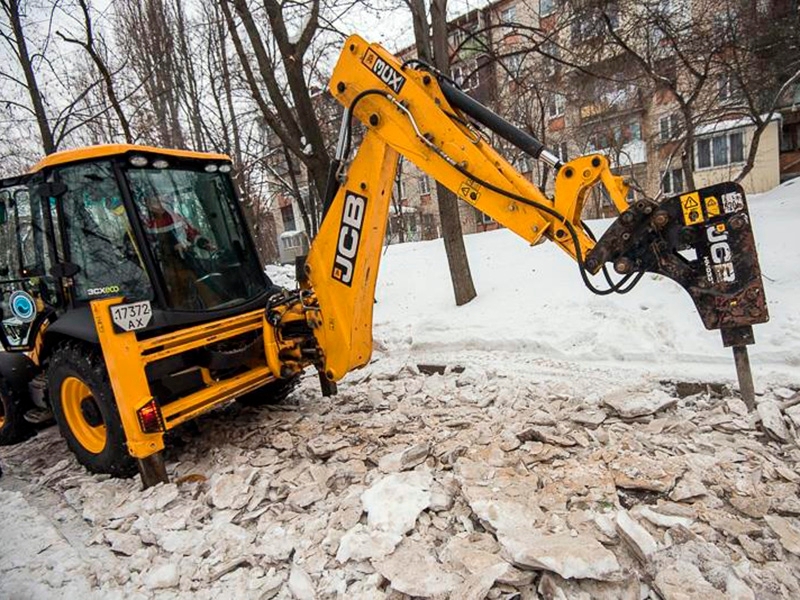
[90, 298, 278, 460]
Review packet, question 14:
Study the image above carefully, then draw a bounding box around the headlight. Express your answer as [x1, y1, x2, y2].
[219, 164, 232, 173]
[152, 159, 169, 169]
[204, 164, 219, 173]
[129, 155, 148, 167]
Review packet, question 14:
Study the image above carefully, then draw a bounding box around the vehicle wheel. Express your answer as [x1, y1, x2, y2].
[47, 343, 136, 477]
[0, 380, 34, 446]
[237, 374, 301, 407]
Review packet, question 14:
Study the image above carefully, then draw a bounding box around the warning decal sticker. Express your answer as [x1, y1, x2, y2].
[705, 195, 721, 218]
[680, 191, 704, 225]
[459, 178, 482, 204]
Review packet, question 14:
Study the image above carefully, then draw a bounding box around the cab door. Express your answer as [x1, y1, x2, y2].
[0, 176, 60, 351]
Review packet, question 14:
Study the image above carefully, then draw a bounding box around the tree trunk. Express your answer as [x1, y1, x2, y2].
[6, 0, 55, 154]
[679, 104, 696, 191]
[735, 120, 768, 184]
[395, 158, 405, 244]
[174, 0, 206, 150]
[430, 0, 477, 305]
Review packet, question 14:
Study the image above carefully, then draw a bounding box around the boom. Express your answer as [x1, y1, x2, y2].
[265, 35, 768, 402]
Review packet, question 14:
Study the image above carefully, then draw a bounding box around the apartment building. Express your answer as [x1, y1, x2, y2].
[393, 0, 793, 230]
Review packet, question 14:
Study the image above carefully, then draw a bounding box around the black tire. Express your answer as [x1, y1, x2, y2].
[47, 342, 136, 477]
[237, 374, 301, 407]
[0, 380, 34, 446]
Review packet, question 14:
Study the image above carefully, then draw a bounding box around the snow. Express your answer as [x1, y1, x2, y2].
[372, 179, 800, 379]
[1, 180, 799, 598]
[696, 113, 782, 135]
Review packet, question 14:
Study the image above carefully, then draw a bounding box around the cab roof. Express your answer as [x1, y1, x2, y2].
[29, 144, 231, 174]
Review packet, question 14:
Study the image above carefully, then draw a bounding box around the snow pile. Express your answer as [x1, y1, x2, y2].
[372, 179, 800, 375]
[265, 263, 296, 289]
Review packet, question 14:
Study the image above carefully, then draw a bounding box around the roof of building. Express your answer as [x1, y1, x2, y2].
[696, 114, 781, 136]
[30, 144, 230, 174]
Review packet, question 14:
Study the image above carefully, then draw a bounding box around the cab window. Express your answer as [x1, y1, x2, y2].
[58, 162, 152, 302]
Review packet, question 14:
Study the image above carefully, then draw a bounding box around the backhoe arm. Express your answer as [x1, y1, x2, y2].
[265, 35, 768, 397]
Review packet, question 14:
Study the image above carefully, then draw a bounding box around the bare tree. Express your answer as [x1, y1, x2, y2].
[405, 0, 477, 306]
[173, 0, 206, 151]
[218, 0, 332, 204]
[116, 0, 185, 147]
[1, 0, 55, 154]
[711, 2, 800, 183]
[57, 0, 133, 143]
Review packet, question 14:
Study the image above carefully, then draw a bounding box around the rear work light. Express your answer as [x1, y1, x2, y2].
[137, 399, 165, 433]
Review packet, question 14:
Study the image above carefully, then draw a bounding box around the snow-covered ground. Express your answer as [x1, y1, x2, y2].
[368, 178, 799, 378]
[2, 180, 799, 599]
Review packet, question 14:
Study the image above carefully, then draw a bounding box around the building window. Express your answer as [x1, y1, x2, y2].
[718, 74, 739, 102]
[452, 63, 480, 91]
[570, 2, 618, 42]
[730, 131, 744, 162]
[659, 113, 680, 142]
[504, 53, 523, 77]
[547, 93, 566, 118]
[557, 141, 569, 162]
[282, 235, 302, 250]
[589, 119, 642, 151]
[280, 204, 296, 231]
[450, 22, 477, 50]
[451, 27, 467, 48]
[500, 4, 516, 23]
[661, 167, 684, 195]
[696, 130, 746, 169]
[419, 175, 431, 195]
[542, 42, 560, 77]
[605, 3, 620, 29]
[540, 0, 558, 16]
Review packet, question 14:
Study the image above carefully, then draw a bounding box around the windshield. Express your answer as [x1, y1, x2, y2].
[125, 165, 266, 311]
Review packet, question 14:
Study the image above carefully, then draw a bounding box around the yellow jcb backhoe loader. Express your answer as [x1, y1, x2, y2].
[0, 36, 768, 487]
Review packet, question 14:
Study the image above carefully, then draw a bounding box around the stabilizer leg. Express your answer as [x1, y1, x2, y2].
[138, 452, 169, 489]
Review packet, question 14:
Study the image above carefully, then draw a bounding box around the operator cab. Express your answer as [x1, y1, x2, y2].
[0, 145, 271, 352]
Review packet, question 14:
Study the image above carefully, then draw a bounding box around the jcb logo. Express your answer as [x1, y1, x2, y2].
[704, 224, 736, 284]
[332, 192, 367, 286]
[363, 49, 406, 94]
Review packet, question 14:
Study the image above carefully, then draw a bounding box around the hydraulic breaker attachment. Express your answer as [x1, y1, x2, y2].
[587, 182, 768, 408]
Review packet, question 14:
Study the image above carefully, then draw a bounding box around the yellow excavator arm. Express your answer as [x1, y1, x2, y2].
[265, 35, 768, 397]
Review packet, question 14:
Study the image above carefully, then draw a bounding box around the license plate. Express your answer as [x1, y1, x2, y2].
[110, 300, 153, 332]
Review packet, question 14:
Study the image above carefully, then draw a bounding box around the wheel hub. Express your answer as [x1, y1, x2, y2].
[80, 397, 103, 427]
[61, 376, 107, 454]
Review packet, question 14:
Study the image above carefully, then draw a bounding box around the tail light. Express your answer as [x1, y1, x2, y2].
[137, 399, 165, 433]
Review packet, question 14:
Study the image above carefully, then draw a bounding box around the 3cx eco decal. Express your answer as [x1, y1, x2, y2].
[87, 285, 121, 296]
[332, 191, 367, 286]
[9, 290, 37, 322]
[362, 48, 406, 94]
